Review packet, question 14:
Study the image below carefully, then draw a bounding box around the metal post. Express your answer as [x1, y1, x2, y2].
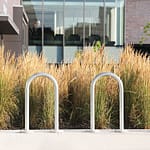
[25, 72, 59, 133]
[90, 72, 124, 132]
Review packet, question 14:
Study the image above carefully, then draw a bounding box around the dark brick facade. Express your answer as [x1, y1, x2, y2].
[125, 0, 150, 44]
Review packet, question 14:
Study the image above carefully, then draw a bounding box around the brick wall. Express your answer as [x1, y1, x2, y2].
[125, 0, 150, 44]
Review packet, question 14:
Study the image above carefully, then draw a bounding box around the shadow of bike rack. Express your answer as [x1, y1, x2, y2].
[90, 72, 124, 132]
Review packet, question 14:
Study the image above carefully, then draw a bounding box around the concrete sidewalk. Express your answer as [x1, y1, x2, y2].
[0, 131, 150, 150]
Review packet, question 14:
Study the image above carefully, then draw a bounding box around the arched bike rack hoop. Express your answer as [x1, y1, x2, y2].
[90, 72, 124, 132]
[25, 72, 59, 133]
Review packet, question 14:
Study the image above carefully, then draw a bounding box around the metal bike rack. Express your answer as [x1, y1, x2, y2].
[25, 72, 59, 133]
[90, 72, 124, 132]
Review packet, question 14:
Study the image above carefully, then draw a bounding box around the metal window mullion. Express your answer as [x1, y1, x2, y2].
[115, 0, 117, 45]
[62, 0, 65, 63]
[83, 0, 85, 48]
[41, 0, 44, 50]
[103, 0, 106, 44]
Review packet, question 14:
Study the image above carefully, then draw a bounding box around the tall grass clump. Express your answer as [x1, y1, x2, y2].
[0, 47, 18, 129]
[15, 52, 56, 129]
[117, 46, 150, 129]
[95, 77, 119, 129]
[64, 48, 116, 128]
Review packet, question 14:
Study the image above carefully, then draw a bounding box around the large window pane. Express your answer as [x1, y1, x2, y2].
[105, 0, 124, 46]
[64, 0, 83, 46]
[43, 0, 63, 63]
[85, 0, 104, 46]
[64, 0, 83, 63]
[23, 1, 42, 47]
[43, 1, 63, 46]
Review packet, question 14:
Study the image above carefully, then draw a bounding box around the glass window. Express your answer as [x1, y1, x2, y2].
[85, 0, 104, 46]
[23, 1, 42, 47]
[105, 0, 116, 46]
[23, 0, 125, 63]
[105, 0, 124, 46]
[64, 0, 83, 46]
[44, 1, 63, 46]
[42, 0, 63, 63]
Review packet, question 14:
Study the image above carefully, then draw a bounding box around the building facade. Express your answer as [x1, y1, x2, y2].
[0, 0, 150, 62]
[0, 0, 28, 56]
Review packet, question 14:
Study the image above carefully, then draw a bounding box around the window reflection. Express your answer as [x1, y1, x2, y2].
[44, 2, 63, 46]
[23, 0, 124, 63]
[29, 19, 42, 45]
[105, 4, 116, 46]
[64, 1, 83, 46]
[24, 1, 42, 46]
[24, 0, 124, 47]
[85, 1, 104, 46]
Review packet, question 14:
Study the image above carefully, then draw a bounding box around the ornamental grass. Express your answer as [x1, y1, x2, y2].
[117, 46, 150, 129]
[0, 47, 18, 129]
[0, 45, 150, 129]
